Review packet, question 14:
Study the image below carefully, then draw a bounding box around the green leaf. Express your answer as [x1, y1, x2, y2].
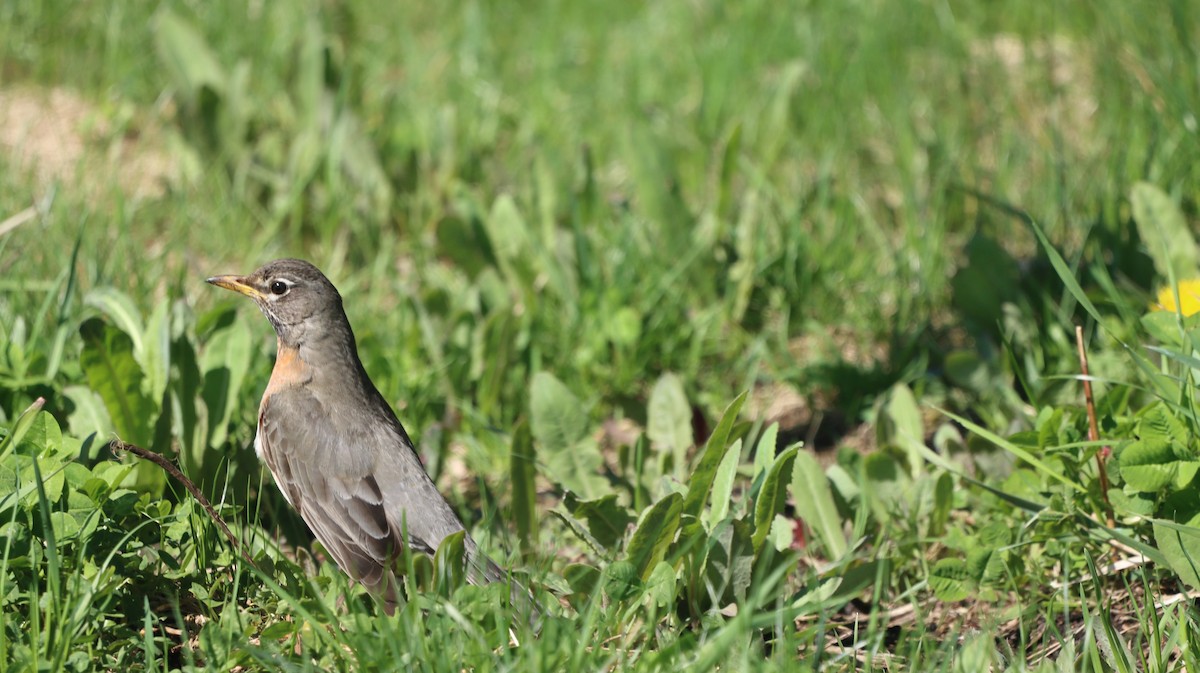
[84, 288, 146, 357]
[293, 17, 323, 127]
[826, 463, 860, 504]
[3, 426, 72, 509]
[929, 471, 953, 537]
[1121, 410, 1200, 492]
[626, 492, 683, 580]
[607, 307, 642, 347]
[259, 621, 297, 641]
[950, 235, 1021, 330]
[328, 109, 393, 214]
[791, 577, 843, 614]
[1110, 488, 1156, 518]
[944, 350, 989, 393]
[435, 214, 499, 278]
[702, 518, 755, 604]
[549, 507, 606, 556]
[92, 461, 136, 491]
[939, 408, 1086, 494]
[564, 563, 602, 597]
[768, 514, 794, 552]
[752, 446, 799, 553]
[0, 521, 31, 561]
[153, 9, 227, 104]
[877, 383, 924, 477]
[1120, 439, 1177, 491]
[828, 558, 892, 605]
[964, 547, 1003, 583]
[683, 391, 747, 517]
[433, 530, 468, 591]
[0, 460, 18, 510]
[1035, 408, 1063, 451]
[486, 194, 532, 262]
[1023, 208, 1105, 326]
[603, 560, 642, 601]
[79, 319, 157, 447]
[1153, 491, 1200, 592]
[564, 494, 635, 552]
[706, 439, 742, 528]
[645, 561, 677, 608]
[966, 531, 1007, 584]
[790, 449, 847, 559]
[484, 195, 537, 288]
[63, 385, 114, 443]
[1131, 182, 1200, 280]
[142, 301, 172, 402]
[628, 433, 658, 511]
[530, 372, 588, 449]
[863, 452, 912, 524]
[48, 511, 81, 541]
[929, 558, 970, 602]
[200, 319, 253, 449]
[716, 121, 743, 224]
[543, 437, 607, 500]
[752, 422, 779, 483]
[170, 332, 207, 478]
[62, 463, 93, 490]
[1138, 403, 1188, 446]
[648, 373, 693, 479]
[15, 412, 64, 461]
[1141, 311, 1189, 349]
[510, 422, 538, 551]
[0, 397, 46, 459]
[977, 520, 1012, 547]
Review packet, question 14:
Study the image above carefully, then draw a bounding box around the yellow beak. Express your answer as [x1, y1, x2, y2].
[206, 275, 262, 299]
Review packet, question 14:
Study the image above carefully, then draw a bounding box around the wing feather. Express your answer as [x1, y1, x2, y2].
[258, 393, 408, 601]
[256, 387, 525, 616]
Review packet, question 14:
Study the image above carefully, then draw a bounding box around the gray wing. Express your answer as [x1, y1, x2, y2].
[257, 388, 476, 591]
[259, 387, 530, 617]
[258, 396, 404, 604]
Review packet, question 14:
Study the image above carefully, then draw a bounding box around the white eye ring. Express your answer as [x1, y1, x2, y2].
[268, 278, 293, 296]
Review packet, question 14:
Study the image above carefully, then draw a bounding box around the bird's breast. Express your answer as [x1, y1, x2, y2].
[263, 341, 313, 400]
[256, 342, 313, 463]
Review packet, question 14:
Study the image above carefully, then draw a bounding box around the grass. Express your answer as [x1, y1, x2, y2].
[3, 0, 1200, 670]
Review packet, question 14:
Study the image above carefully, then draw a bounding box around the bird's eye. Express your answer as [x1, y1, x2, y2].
[270, 280, 289, 295]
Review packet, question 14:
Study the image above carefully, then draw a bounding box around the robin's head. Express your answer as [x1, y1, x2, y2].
[207, 258, 346, 346]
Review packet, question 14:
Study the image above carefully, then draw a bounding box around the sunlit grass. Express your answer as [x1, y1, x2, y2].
[3, 0, 1200, 670]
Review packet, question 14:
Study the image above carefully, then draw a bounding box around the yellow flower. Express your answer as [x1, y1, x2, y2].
[1154, 279, 1200, 316]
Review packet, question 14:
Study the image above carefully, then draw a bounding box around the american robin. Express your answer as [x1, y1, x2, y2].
[207, 258, 517, 615]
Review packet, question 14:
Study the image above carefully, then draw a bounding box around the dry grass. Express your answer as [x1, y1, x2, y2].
[0, 85, 176, 201]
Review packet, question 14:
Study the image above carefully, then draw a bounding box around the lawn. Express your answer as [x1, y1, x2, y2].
[3, 0, 1200, 670]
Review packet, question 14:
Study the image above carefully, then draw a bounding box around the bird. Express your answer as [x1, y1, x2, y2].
[207, 258, 522, 616]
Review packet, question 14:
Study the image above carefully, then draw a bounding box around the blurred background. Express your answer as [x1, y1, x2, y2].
[2, 1, 1200, 664]
[3, 1, 1194, 467]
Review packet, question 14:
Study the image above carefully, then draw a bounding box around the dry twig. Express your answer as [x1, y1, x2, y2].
[1075, 326, 1112, 526]
[109, 439, 257, 571]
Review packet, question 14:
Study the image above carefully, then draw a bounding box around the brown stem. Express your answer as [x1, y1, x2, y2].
[108, 439, 257, 571]
[1075, 326, 1113, 525]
